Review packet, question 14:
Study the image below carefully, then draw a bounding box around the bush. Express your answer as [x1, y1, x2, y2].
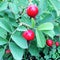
[0, 0, 60, 60]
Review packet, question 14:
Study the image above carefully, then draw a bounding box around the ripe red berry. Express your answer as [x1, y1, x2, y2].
[26, 4, 38, 18]
[55, 42, 59, 47]
[6, 49, 11, 54]
[46, 39, 53, 47]
[22, 30, 35, 41]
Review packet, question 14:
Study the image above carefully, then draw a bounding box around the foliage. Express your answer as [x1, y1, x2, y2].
[0, 0, 60, 60]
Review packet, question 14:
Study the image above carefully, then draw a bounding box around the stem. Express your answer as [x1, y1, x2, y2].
[19, 22, 32, 28]
[12, 29, 17, 35]
[8, 36, 11, 43]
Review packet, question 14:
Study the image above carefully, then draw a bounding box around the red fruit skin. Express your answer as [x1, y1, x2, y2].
[22, 30, 35, 41]
[46, 39, 53, 47]
[26, 4, 38, 18]
[6, 49, 10, 54]
[55, 42, 59, 47]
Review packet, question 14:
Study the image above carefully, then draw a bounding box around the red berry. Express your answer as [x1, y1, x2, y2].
[26, 4, 38, 18]
[22, 30, 35, 41]
[6, 49, 11, 54]
[46, 39, 53, 47]
[55, 42, 59, 47]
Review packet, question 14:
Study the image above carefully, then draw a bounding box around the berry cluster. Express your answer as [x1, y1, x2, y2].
[22, 5, 59, 48]
[46, 39, 60, 47]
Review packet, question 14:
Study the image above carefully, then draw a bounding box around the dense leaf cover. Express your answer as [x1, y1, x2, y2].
[0, 0, 60, 60]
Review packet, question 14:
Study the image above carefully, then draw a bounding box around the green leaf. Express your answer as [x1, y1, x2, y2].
[17, 26, 27, 31]
[39, 0, 48, 14]
[9, 42, 24, 60]
[35, 29, 46, 48]
[0, 48, 5, 59]
[43, 30, 55, 39]
[0, 1, 8, 11]
[9, 2, 19, 14]
[0, 58, 3, 60]
[9, 20, 18, 27]
[14, 14, 20, 19]
[20, 16, 31, 27]
[29, 41, 39, 57]
[44, 55, 50, 60]
[54, 25, 60, 35]
[12, 0, 28, 7]
[0, 27, 7, 38]
[43, 47, 49, 55]
[0, 37, 8, 45]
[11, 31, 28, 49]
[52, 53, 56, 59]
[57, 47, 60, 54]
[5, 9, 15, 19]
[8, 56, 13, 60]
[0, 11, 4, 16]
[0, 19, 12, 33]
[37, 22, 54, 30]
[49, 0, 60, 16]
